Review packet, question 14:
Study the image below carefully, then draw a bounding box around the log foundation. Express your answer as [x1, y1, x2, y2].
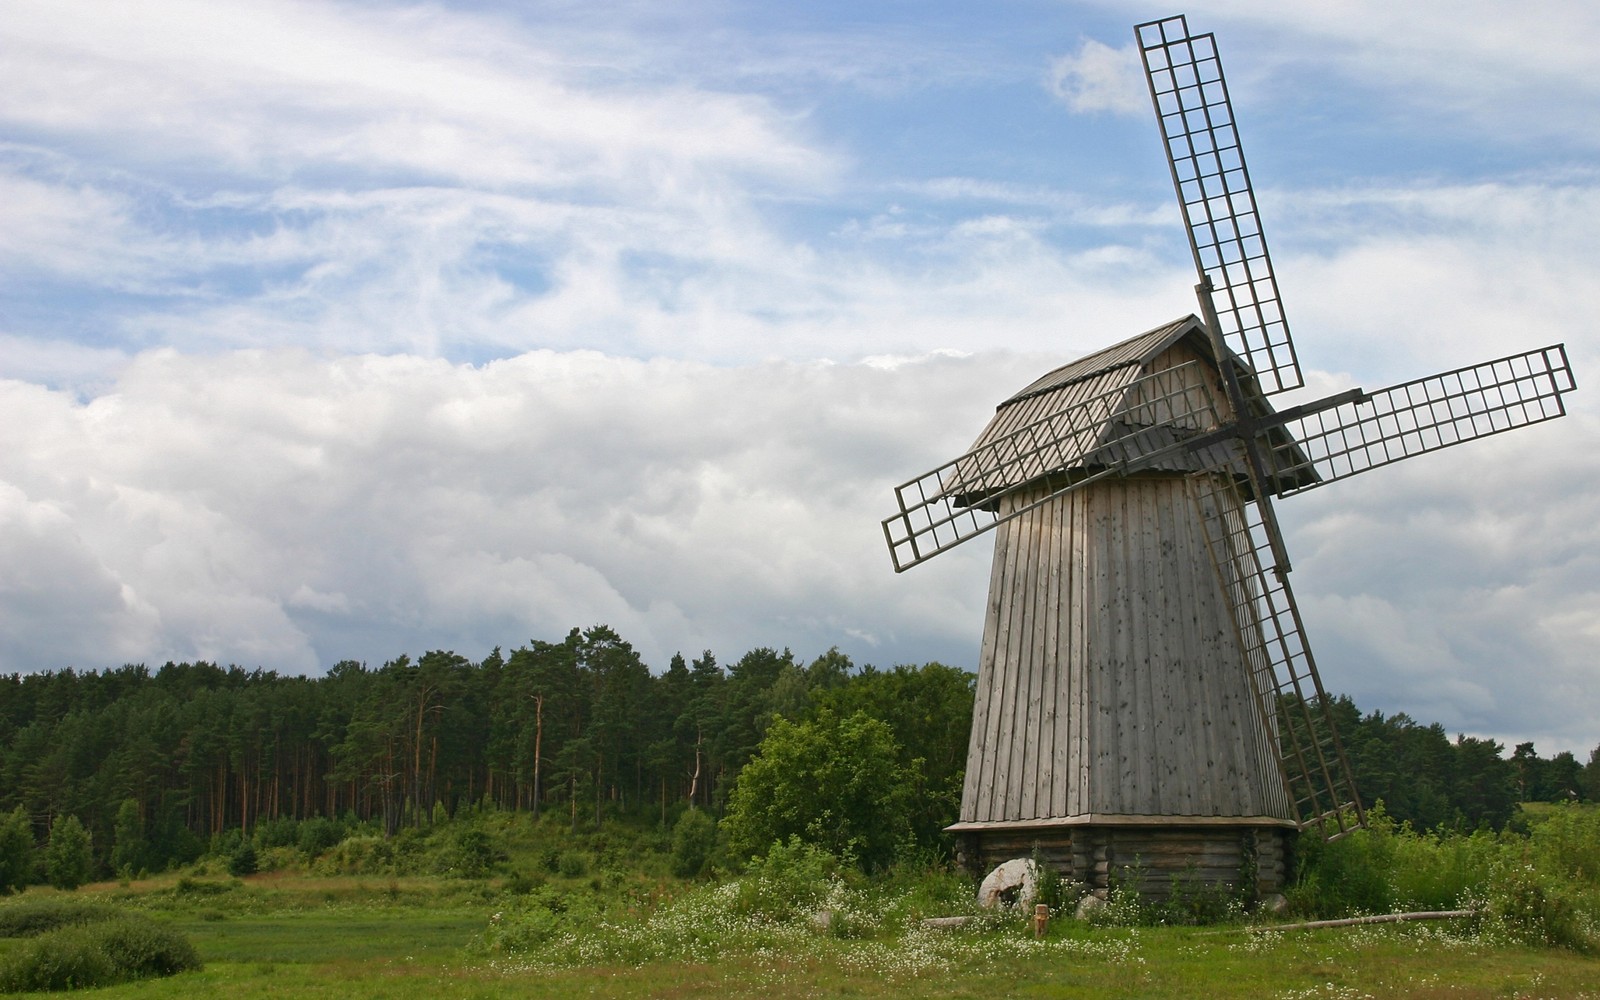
[952, 821, 1294, 902]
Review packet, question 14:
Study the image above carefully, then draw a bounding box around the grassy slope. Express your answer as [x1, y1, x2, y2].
[2, 872, 1594, 999]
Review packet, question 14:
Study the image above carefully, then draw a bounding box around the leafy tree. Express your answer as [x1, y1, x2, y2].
[45, 814, 93, 890]
[1452, 735, 1516, 830]
[812, 662, 974, 850]
[111, 798, 146, 875]
[722, 711, 915, 872]
[1545, 751, 1584, 802]
[0, 807, 33, 893]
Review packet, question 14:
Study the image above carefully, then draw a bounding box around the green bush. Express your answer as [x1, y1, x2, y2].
[1475, 858, 1598, 953]
[1286, 811, 1398, 917]
[0, 899, 118, 937]
[733, 837, 840, 922]
[312, 834, 394, 876]
[670, 809, 716, 878]
[0, 914, 200, 991]
[0, 926, 116, 991]
[1387, 827, 1500, 911]
[296, 816, 344, 859]
[95, 916, 203, 978]
[448, 828, 498, 878]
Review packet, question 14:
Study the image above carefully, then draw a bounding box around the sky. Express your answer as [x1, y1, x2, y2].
[2, 0, 1597, 756]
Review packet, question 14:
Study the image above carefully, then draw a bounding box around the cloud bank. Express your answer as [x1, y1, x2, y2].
[1, 0, 1597, 754]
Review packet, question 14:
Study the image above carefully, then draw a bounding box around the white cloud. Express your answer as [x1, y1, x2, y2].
[1045, 39, 1146, 115]
[1, 0, 828, 190]
[0, 348, 1046, 676]
[1106, 1, 1600, 144]
[1, 0, 1597, 755]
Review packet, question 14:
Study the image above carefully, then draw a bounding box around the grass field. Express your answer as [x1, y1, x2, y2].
[2, 870, 1597, 999]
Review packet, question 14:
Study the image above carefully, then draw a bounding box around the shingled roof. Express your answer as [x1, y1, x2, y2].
[950, 315, 1317, 509]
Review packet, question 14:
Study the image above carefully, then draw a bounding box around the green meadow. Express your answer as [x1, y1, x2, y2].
[3, 805, 1598, 999]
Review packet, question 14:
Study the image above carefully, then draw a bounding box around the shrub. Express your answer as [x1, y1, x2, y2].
[0, 914, 200, 991]
[1286, 811, 1397, 918]
[0, 925, 116, 991]
[448, 828, 497, 878]
[670, 809, 716, 878]
[95, 916, 203, 978]
[0, 899, 118, 937]
[733, 837, 840, 922]
[1474, 857, 1599, 953]
[312, 835, 393, 876]
[227, 841, 258, 877]
[297, 816, 344, 859]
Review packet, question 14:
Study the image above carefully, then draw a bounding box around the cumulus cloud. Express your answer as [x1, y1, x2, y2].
[0, 348, 1053, 676]
[1046, 39, 1147, 115]
[1, 0, 1596, 755]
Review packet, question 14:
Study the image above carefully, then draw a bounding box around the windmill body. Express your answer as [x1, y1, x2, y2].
[948, 317, 1302, 895]
[881, 14, 1577, 901]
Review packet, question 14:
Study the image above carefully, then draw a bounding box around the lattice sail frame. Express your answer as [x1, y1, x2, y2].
[881, 361, 1224, 572]
[1137, 15, 1301, 397]
[1268, 346, 1575, 494]
[1186, 455, 1362, 836]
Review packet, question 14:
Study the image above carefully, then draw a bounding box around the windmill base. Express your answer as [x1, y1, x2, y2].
[951, 820, 1295, 903]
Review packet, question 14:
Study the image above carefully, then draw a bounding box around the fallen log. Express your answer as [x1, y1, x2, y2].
[1247, 910, 1477, 934]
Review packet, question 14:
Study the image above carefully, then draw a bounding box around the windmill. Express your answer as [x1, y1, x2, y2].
[881, 14, 1577, 900]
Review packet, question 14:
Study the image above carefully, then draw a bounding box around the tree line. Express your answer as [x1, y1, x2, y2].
[0, 626, 972, 876]
[0, 624, 1596, 880]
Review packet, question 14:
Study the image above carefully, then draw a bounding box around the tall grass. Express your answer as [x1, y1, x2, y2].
[1286, 802, 1600, 952]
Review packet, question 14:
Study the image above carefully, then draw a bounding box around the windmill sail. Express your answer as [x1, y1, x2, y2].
[1137, 15, 1302, 396]
[1266, 345, 1576, 496]
[882, 359, 1226, 571]
[1186, 455, 1363, 836]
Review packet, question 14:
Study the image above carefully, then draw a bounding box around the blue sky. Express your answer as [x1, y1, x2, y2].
[2, 0, 1598, 755]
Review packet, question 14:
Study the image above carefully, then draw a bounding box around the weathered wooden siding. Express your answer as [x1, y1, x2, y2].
[958, 468, 1294, 825]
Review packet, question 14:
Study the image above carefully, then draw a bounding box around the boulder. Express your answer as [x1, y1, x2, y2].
[977, 858, 1039, 910]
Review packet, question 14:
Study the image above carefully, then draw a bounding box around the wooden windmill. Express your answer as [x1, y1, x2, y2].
[881, 14, 1577, 899]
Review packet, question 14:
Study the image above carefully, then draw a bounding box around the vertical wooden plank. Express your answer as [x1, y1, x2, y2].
[1048, 488, 1073, 817]
[1070, 485, 1090, 816]
[962, 510, 1011, 822]
[1015, 485, 1049, 818]
[991, 487, 1033, 820]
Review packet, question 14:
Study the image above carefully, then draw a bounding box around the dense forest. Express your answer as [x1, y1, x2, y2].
[2, 623, 1597, 878]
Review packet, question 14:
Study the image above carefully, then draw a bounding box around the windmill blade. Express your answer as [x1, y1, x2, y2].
[883, 361, 1224, 571]
[1136, 16, 1302, 396]
[1269, 344, 1575, 497]
[1186, 455, 1363, 837]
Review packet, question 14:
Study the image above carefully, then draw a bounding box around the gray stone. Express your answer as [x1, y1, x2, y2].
[978, 858, 1039, 910]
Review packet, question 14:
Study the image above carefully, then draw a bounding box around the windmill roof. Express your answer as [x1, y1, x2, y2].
[949, 315, 1317, 507]
[1000, 315, 1204, 409]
